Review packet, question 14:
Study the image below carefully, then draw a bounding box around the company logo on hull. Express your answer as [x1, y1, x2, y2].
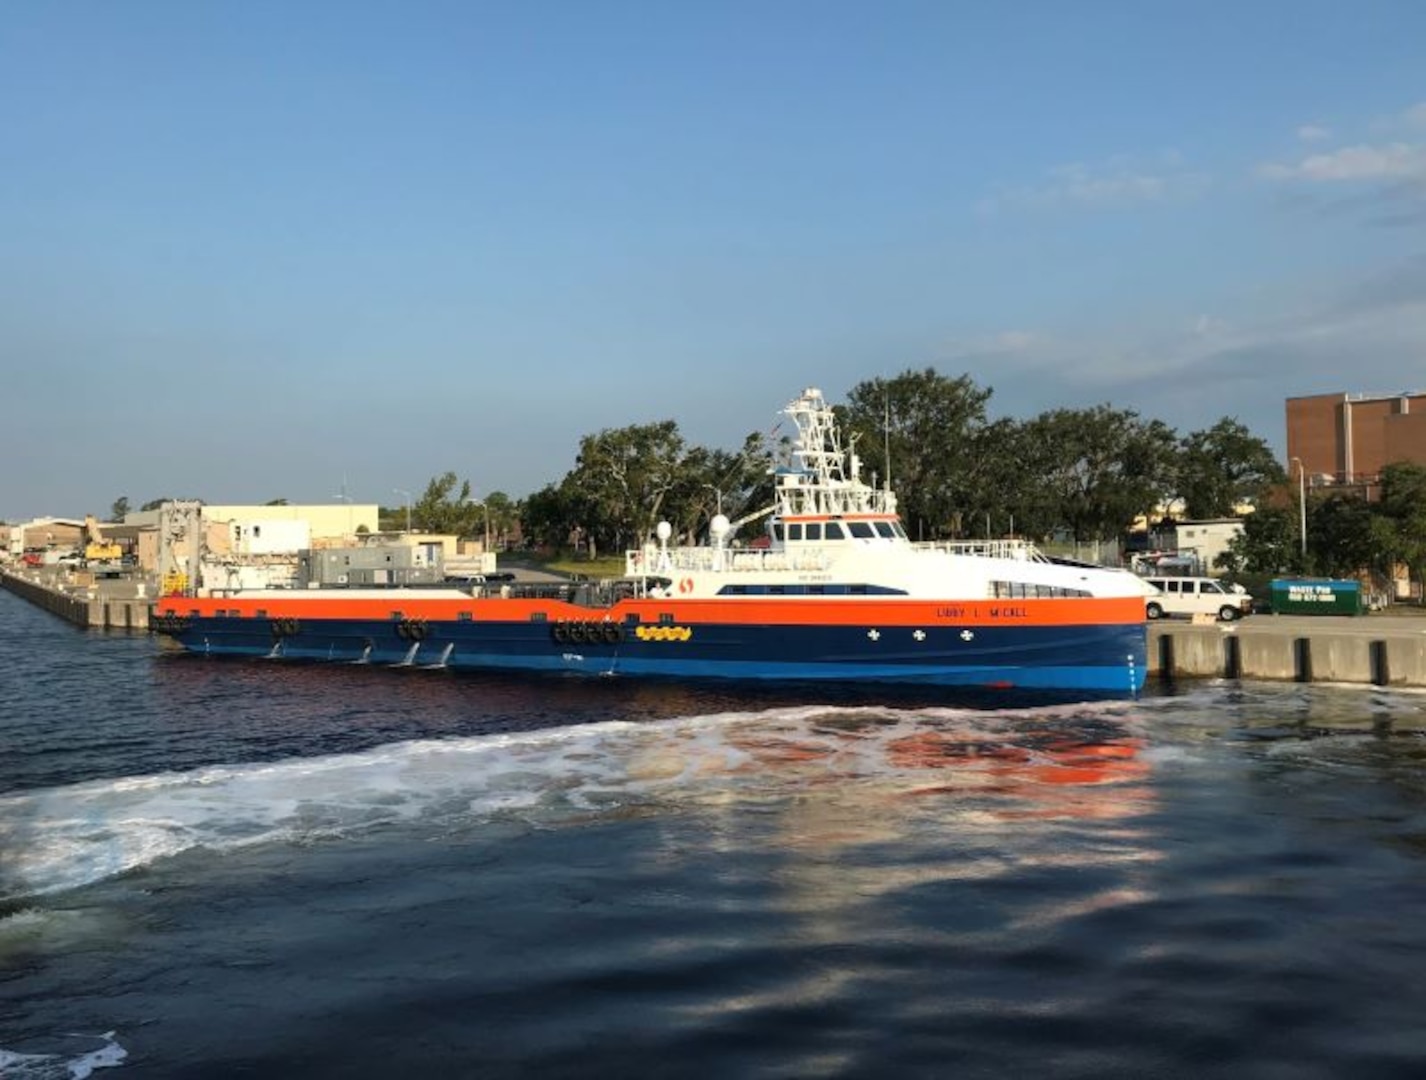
[635, 626, 693, 642]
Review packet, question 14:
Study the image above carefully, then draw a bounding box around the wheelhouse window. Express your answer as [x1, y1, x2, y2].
[788, 524, 803, 541]
[874, 522, 896, 538]
[847, 522, 875, 539]
[991, 581, 1091, 599]
[825, 522, 846, 540]
[805, 523, 822, 541]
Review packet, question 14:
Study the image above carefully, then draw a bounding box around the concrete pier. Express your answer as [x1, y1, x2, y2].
[1148, 615, 1426, 687]
[1, 568, 152, 630]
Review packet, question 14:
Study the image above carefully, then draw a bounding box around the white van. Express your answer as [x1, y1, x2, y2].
[1143, 576, 1253, 621]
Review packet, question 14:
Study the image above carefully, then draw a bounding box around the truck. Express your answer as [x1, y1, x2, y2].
[83, 515, 124, 576]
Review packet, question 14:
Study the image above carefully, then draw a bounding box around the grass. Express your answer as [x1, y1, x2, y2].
[501, 550, 629, 579]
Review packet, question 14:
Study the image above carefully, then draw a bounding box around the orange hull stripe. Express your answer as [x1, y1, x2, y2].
[157, 595, 1145, 628]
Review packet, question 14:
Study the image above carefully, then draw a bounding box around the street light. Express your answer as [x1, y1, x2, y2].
[701, 484, 723, 516]
[332, 484, 353, 537]
[466, 497, 491, 552]
[394, 489, 412, 534]
[1290, 457, 1306, 556]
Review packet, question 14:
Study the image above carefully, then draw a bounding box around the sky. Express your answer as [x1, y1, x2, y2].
[3, 1, 1425, 521]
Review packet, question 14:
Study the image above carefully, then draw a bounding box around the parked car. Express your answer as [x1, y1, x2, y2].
[1143, 576, 1253, 621]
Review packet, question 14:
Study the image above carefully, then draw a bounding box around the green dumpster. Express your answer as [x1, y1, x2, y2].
[1268, 578, 1364, 615]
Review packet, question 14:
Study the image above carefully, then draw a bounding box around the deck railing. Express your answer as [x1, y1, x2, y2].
[625, 537, 1046, 577]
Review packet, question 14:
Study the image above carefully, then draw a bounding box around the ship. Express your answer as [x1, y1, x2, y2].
[152, 388, 1149, 698]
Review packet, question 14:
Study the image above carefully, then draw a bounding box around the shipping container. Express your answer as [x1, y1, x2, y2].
[298, 544, 444, 588]
[1268, 578, 1363, 616]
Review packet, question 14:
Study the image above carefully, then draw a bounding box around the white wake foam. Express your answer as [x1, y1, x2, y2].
[0, 701, 1140, 899]
[0, 1032, 126, 1079]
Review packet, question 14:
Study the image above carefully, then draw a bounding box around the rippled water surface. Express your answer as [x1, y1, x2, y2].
[6, 588, 1426, 1077]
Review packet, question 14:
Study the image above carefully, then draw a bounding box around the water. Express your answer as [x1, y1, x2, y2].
[5, 588, 1426, 1077]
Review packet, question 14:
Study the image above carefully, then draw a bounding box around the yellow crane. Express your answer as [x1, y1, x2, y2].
[84, 515, 123, 575]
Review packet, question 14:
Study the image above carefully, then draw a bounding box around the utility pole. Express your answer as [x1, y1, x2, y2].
[1290, 457, 1306, 557]
[467, 497, 491, 552]
[394, 489, 412, 534]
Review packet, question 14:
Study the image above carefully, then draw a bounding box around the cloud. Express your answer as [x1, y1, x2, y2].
[933, 256, 1426, 448]
[989, 329, 1040, 352]
[1257, 142, 1426, 182]
[1194, 313, 1230, 337]
[978, 153, 1211, 215]
[940, 329, 1045, 362]
[1297, 124, 1332, 142]
[1257, 107, 1426, 228]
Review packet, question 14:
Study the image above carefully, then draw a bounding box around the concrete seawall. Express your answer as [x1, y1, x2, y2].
[1149, 616, 1426, 687]
[1, 569, 152, 630]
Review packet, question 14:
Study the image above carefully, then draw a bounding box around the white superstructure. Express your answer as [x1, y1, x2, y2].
[629, 387, 1149, 602]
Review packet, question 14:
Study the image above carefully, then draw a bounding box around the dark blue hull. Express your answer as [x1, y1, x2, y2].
[163, 616, 1148, 697]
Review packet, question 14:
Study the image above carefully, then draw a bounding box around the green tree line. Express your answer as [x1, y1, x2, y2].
[111, 367, 1417, 591]
[416, 368, 1288, 558]
[1221, 461, 1426, 590]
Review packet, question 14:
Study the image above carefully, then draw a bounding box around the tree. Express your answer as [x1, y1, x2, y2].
[1376, 462, 1426, 603]
[478, 491, 519, 549]
[1219, 505, 1302, 577]
[708, 432, 781, 540]
[1309, 494, 1378, 579]
[411, 472, 482, 536]
[1175, 419, 1285, 519]
[654, 438, 774, 544]
[1019, 406, 1178, 543]
[110, 496, 130, 522]
[840, 368, 995, 539]
[566, 420, 689, 555]
[265, 498, 289, 506]
[521, 480, 588, 552]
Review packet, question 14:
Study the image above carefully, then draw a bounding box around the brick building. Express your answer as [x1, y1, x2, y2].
[1285, 391, 1426, 486]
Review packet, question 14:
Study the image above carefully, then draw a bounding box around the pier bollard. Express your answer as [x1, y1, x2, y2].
[1224, 634, 1242, 680]
[1294, 637, 1314, 683]
[1157, 633, 1175, 682]
[1370, 640, 1391, 687]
